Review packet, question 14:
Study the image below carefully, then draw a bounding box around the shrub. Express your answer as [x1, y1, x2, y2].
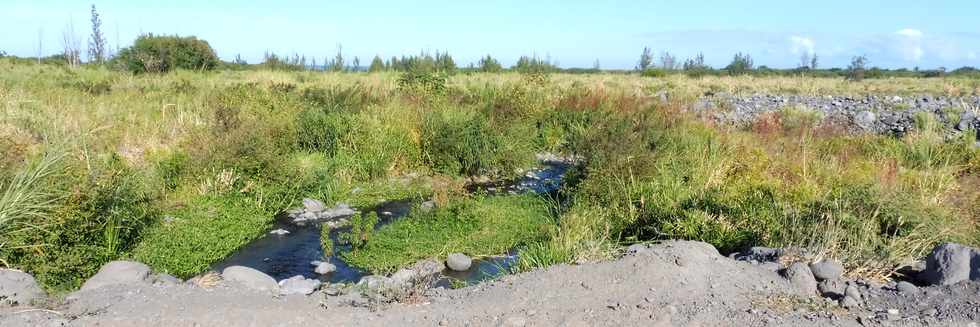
[421, 109, 504, 176]
[640, 68, 667, 78]
[114, 34, 219, 73]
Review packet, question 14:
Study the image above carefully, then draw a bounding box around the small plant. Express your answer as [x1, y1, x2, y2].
[343, 212, 379, 250]
[397, 70, 447, 95]
[321, 225, 334, 257]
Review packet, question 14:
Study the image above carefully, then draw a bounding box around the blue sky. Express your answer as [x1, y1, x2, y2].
[2, 0, 979, 69]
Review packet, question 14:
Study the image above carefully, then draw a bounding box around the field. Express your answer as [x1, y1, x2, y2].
[1, 58, 978, 292]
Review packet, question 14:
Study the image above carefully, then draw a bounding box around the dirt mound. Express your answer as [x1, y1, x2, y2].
[3, 240, 978, 326]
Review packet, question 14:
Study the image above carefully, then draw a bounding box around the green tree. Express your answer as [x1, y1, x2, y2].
[477, 54, 502, 72]
[368, 55, 385, 72]
[114, 34, 218, 73]
[725, 52, 753, 76]
[682, 52, 710, 78]
[637, 47, 653, 70]
[847, 55, 868, 81]
[328, 44, 344, 72]
[87, 4, 107, 64]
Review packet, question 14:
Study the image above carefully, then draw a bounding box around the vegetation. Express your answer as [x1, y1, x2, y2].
[0, 55, 977, 292]
[343, 195, 554, 274]
[114, 34, 219, 73]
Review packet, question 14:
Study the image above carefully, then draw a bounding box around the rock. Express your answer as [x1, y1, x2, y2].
[80, 261, 152, 291]
[315, 203, 356, 221]
[844, 284, 862, 302]
[733, 246, 782, 263]
[626, 244, 650, 256]
[302, 198, 326, 212]
[781, 263, 818, 295]
[269, 228, 290, 236]
[420, 200, 436, 212]
[957, 110, 977, 131]
[315, 262, 337, 275]
[0, 269, 46, 306]
[446, 253, 473, 272]
[278, 275, 321, 295]
[151, 273, 182, 287]
[891, 96, 903, 102]
[895, 281, 918, 294]
[921, 243, 980, 285]
[322, 284, 341, 296]
[840, 295, 860, 309]
[357, 275, 394, 291]
[817, 279, 846, 298]
[391, 259, 444, 287]
[809, 259, 844, 281]
[221, 266, 279, 293]
[854, 111, 877, 130]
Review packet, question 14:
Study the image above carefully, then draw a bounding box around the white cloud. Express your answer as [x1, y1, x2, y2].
[789, 35, 815, 55]
[895, 28, 924, 61]
[969, 51, 977, 60]
[896, 28, 923, 38]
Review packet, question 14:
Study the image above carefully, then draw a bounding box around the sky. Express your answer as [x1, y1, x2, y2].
[2, 0, 979, 69]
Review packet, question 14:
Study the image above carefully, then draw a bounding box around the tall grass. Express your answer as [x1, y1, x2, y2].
[0, 151, 64, 254]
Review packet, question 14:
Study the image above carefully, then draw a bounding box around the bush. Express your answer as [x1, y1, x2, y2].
[640, 68, 667, 78]
[114, 34, 218, 73]
[421, 109, 506, 176]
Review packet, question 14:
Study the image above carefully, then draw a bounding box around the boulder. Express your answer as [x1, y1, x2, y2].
[302, 198, 326, 213]
[151, 273, 182, 287]
[278, 275, 321, 295]
[221, 266, 278, 293]
[625, 244, 650, 256]
[781, 262, 818, 295]
[817, 279, 846, 299]
[957, 111, 977, 131]
[921, 243, 980, 285]
[895, 281, 918, 294]
[0, 269, 46, 306]
[390, 260, 444, 287]
[315, 262, 337, 275]
[446, 253, 473, 272]
[809, 259, 844, 281]
[80, 261, 152, 291]
[854, 111, 877, 130]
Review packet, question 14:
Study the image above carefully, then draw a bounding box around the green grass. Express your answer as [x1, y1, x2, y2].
[343, 195, 555, 274]
[132, 194, 273, 278]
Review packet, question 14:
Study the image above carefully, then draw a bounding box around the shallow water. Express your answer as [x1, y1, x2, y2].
[212, 161, 570, 284]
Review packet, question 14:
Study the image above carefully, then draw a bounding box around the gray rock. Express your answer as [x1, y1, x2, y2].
[0, 269, 46, 306]
[357, 275, 394, 291]
[151, 273, 182, 287]
[809, 259, 844, 281]
[80, 261, 152, 291]
[854, 111, 877, 130]
[781, 262, 818, 295]
[844, 284, 862, 302]
[895, 281, 918, 294]
[957, 111, 977, 131]
[221, 266, 278, 293]
[390, 259, 444, 287]
[302, 198, 326, 213]
[733, 246, 782, 263]
[817, 279, 846, 298]
[269, 228, 290, 236]
[278, 275, 321, 295]
[446, 253, 473, 272]
[626, 244, 650, 256]
[315, 262, 337, 275]
[921, 243, 980, 285]
[840, 295, 860, 309]
[420, 200, 436, 212]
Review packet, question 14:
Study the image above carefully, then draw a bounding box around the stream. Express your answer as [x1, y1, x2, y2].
[211, 158, 574, 285]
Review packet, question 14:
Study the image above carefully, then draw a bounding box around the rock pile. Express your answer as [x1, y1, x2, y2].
[286, 198, 357, 227]
[691, 93, 980, 139]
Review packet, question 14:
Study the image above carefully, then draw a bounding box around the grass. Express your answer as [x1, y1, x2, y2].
[132, 194, 273, 278]
[0, 57, 977, 289]
[343, 195, 555, 274]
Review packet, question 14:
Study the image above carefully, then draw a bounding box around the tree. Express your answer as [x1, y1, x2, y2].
[683, 52, 710, 78]
[637, 47, 653, 70]
[352, 56, 360, 71]
[659, 51, 677, 70]
[477, 54, 502, 72]
[368, 55, 385, 72]
[593, 59, 601, 71]
[328, 44, 344, 72]
[88, 4, 107, 64]
[725, 52, 753, 76]
[847, 55, 868, 81]
[810, 54, 818, 70]
[798, 52, 811, 70]
[114, 34, 218, 73]
[61, 19, 82, 67]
